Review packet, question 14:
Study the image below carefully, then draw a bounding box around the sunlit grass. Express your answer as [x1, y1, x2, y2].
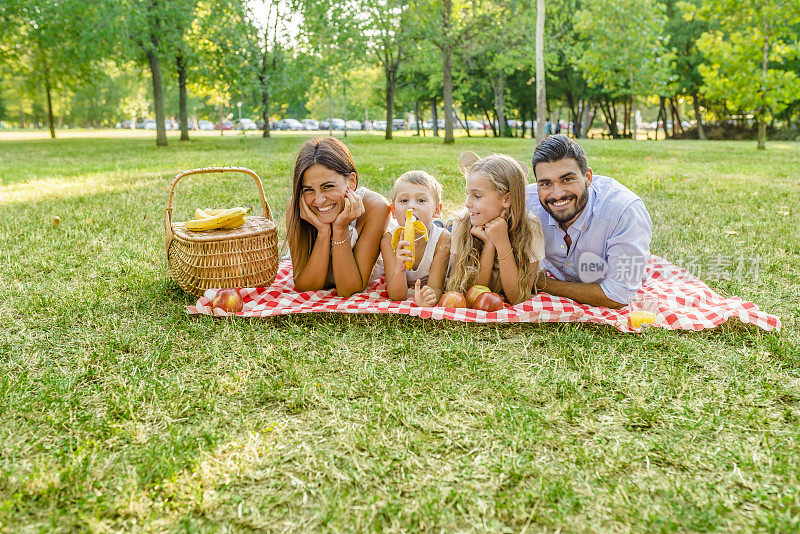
[0, 135, 798, 531]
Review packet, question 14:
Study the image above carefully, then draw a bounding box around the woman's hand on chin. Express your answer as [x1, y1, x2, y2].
[332, 188, 364, 231]
[300, 200, 331, 234]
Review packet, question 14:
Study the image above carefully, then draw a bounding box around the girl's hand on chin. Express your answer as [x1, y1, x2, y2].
[484, 212, 509, 246]
[470, 223, 490, 243]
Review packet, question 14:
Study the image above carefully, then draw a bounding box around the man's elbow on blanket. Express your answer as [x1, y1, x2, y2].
[600, 278, 640, 309]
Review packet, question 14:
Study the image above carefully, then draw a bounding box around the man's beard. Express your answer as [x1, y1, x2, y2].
[540, 187, 589, 224]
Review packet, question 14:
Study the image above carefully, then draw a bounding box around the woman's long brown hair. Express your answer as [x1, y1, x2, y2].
[286, 137, 359, 277]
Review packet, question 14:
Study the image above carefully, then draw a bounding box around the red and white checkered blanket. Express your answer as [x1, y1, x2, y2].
[187, 256, 781, 333]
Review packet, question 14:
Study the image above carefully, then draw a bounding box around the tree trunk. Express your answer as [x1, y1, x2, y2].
[442, 46, 455, 144]
[535, 0, 546, 145]
[261, 86, 270, 138]
[385, 71, 395, 140]
[328, 92, 333, 136]
[491, 70, 509, 137]
[462, 109, 471, 137]
[147, 48, 167, 146]
[692, 91, 706, 140]
[757, 31, 770, 150]
[484, 110, 497, 137]
[414, 101, 421, 136]
[177, 53, 189, 141]
[670, 98, 683, 134]
[42, 59, 55, 139]
[430, 97, 439, 137]
[343, 80, 348, 138]
[598, 99, 619, 139]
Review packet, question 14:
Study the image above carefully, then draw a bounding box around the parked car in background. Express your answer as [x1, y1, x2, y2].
[392, 118, 405, 130]
[235, 118, 257, 130]
[424, 119, 445, 130]
[329, 118, 345, 130]
[466, 120, 483, 130]
[284, 118, 303, 131]
[197, 120, 214, 130]
[345, 120, 362, 131]
[122, 119, 136, 129]
[374, 120, 387, 131]
[215, 120, 234, 130]
[318, 119, 330, 130]
[141, 119, 156, 130]
[165, 119, 179, 130]
[301, 119, 319, 130]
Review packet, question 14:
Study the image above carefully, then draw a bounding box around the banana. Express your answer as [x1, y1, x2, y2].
[391, 209, 428, 270]
[185, 206, 251, 231]
[194, 207, 248, 229]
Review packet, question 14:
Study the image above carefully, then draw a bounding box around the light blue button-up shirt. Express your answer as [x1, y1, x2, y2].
[525, 174, 652, 304]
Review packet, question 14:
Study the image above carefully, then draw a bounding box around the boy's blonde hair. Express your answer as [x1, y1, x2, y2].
[447, 152, 541, 302]
[392, 170, 443, 205]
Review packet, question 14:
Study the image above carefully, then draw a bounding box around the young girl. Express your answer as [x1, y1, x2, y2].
[447, 152, 545, 305]
[285, 137, 390, 297]
[379, 171, 451, 307]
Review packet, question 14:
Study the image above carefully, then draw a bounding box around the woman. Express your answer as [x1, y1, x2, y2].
[285, 137, 390, 297]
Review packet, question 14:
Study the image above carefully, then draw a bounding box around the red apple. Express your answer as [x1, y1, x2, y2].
[211, 288, 243, 313]
[436, 291, 467, 308]
[473, 291, 504, 312]
[465, 284, 491, 308]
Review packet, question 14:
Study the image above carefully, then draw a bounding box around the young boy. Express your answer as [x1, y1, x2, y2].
[379, 171, 451, 306]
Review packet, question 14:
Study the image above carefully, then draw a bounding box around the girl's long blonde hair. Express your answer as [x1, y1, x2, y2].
[447, 152, 541, 302]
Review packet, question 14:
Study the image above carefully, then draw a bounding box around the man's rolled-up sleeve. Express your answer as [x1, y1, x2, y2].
[599, 200, 652, 305]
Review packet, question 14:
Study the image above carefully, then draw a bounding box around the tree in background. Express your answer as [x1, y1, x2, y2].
[409, 0, 489, 144]
[189, 0, 252, 136]
[396, 40, 442, 136]
[123, 0, 195, 146]
[690, 0, 800, 149]
[576, 0, 674, 139]
[540, 0, 594, 139]
[661, 0, 711, 139]
[361, 0, 412, 140]
[472, 0, 534, 137]
[535, 0, 546, 144]
[1, 0, 113, 138]
[296, 0, 365, 136]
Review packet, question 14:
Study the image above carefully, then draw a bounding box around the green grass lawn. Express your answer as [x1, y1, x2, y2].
[1, 134, 798, 532]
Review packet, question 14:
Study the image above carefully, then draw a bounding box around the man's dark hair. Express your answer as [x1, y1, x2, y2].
[531, 134, 589, 178]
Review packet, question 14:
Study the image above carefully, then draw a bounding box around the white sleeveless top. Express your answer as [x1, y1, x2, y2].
[372, 221, 446, 285]
[405, 223, 446, 285]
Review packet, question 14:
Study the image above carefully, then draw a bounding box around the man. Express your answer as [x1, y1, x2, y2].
[527, 135, 652, 308]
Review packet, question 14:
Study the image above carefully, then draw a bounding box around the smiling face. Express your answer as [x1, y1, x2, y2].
[300, 163, 356, 224]
[464, 171, 510, 227]
[393, 181, 441, 227]
[535, 158, 592, 229]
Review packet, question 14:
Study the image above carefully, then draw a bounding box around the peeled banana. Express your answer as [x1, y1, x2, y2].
[186, 206, 251, 231]
[391, 209, 428, 270]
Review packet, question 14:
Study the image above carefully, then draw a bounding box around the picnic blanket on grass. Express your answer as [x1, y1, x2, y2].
[187, 256, 781, 333]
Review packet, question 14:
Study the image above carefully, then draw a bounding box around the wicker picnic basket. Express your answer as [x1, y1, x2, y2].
[164, 167, 279, 297]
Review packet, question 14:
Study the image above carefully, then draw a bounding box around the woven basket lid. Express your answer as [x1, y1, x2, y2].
[171, 216, 276, 243]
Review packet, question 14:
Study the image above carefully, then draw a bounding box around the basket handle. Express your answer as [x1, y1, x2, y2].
[164, 166, 273, 252]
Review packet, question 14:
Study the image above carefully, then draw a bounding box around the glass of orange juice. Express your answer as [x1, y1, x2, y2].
[628, 296, 657, 329]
